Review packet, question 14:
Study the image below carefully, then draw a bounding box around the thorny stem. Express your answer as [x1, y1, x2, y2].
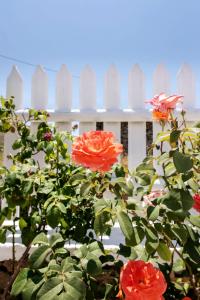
[1, 243, 32, 300]
[12, 219, 16, 274]
[164, 234, 199, 299]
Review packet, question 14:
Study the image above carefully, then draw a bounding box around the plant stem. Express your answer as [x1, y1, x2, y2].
[164, 234, 199, 299]
[2, 243, 31, 299]
[12, 219, 16, 274]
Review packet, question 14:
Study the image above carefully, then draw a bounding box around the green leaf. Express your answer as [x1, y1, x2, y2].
[94, 211, 111, 236]
[54, 248, 67, 256]
[157, 241, 172, 261]
[145, 226, 159, 253]
[19, 217, 28, 230]
[118, 244, 137, 259]
[94, 199, 110, 215]
[37, 278, 63, 300]
[69, 174, 86, 185]
[32, 233, 49, 245]
[23, 181, 33, 194]
[47, 207, 60, 228]
[29, 245, 51, 268]
[63, 275, 86, 300]
[173, 151, 193, 173]
[56, 202, 66, 214]
[189, 215, 200, 228]
[86, 255, 102, 276]
[170, 130, 181, 144]
[126, 226, 145, 247]
[12, 139, 22, 150]
[162, 189, 193, 212]
[22, 278, 44, 300]
[49, 233, 64, 248]
[80, 182, 91, 196]
[116, 209, 133, 241]
[171, 224, 188, 244]
[184, 240, 200, 264]
[103, 284, 113, 300]
[147, 205, 160, 221]
[180, 190, 194, 211]
[0, 228, 7, 243]
[11, 268, 29, 296]
[38, 182, 54, 194]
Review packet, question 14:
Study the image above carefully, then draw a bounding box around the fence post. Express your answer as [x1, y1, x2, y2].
[55, 64, 72, 151]
[177, 63, 196, 109]
[31, 65, 48, 109]
[79, 65, 96, 134]
[153, 63, 170, 96]
[4, 66, 23, 167]
[128, 64, 146, 169]
[104, 65, 121, 144]
[56, 64, 72, 111]
[31, 65, 48, 167]
[6, 65, 23, 110]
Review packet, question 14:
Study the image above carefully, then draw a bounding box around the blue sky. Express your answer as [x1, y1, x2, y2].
[0, 0, 200, 108]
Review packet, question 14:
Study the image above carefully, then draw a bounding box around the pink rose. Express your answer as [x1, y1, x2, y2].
[146, 93, 183, 111]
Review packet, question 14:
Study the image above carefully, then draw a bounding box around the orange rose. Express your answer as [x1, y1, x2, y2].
[152, 109, 169, 121]
[72, 131, 123, 172]
[193, 193, 200, 213]
[119, 260, 167, 300]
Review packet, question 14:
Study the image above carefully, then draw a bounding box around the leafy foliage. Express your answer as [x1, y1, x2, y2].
[0, 97, 200, 299]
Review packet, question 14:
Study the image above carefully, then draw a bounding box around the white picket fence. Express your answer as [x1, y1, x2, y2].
[0, 63, 200, 258]
[2, 63, 200, 170]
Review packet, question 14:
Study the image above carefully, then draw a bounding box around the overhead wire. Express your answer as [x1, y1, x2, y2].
[0, 53, 80, 78]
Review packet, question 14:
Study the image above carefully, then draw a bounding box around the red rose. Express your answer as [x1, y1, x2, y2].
[182, 297, 192, 300]
[72, 131, 123, 172]
[193, 193, 200, 213]
[119, 260, 167, 300]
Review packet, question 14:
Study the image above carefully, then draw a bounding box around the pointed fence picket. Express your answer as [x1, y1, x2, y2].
[104, 65, 121, 149]
[79, 65, 96, 134]
[128, 64, 146, 169]
[4, 66, 23, 167]
[56, 64, 72, 112]
[177, 63, 196, 109]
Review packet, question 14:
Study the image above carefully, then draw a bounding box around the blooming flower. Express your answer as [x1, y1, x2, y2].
[152, 109, 169, 121]
[182, 297, 192, 300]
[72, 131, 123, 172]
[119, 260, 167, 300]
[193, 193, 200, 213]
[43, 132, 52, 141]
[146, 93, 183, 111]
[146, 93, 183, 122]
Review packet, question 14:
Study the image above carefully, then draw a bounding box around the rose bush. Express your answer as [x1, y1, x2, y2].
[0, 94, 199, 299]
